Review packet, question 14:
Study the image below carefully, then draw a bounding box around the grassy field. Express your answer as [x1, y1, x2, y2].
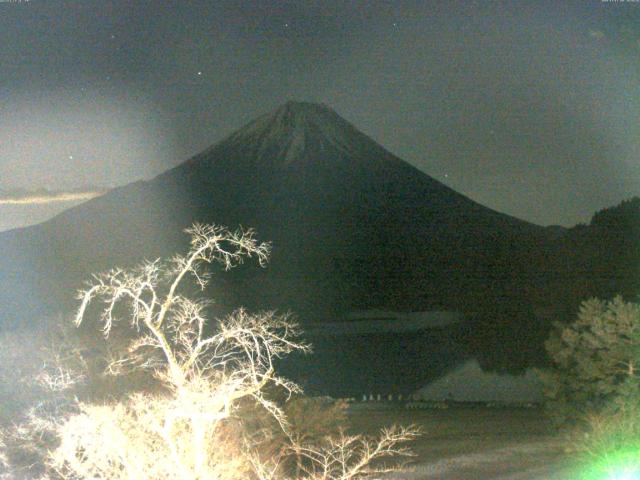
[347, 404, 580, 479]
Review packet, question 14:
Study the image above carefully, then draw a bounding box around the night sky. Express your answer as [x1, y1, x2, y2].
[1, 0, 639, 229]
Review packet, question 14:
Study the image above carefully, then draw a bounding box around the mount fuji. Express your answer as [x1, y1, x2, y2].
[0, 102, 559, 384]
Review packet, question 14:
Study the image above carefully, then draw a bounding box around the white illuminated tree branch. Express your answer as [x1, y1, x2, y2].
[74, 223, 305, 428]
[37, 224, 418, 479]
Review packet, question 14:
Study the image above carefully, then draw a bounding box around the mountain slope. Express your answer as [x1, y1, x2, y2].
[0, 102, 553, 335]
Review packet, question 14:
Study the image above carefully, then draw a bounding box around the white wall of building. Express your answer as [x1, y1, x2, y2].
[416, 359, 544, 403]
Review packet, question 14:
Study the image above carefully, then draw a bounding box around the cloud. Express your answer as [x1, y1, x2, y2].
[0, 189, 107, 205]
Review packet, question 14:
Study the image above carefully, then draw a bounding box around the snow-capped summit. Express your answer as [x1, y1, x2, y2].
[227, 101, 358, 161]
[234, 102, 356, 165]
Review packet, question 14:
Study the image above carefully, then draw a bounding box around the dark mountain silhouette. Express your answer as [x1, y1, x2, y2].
[2, 101, 612, 391]
[0, 102, 548, 318]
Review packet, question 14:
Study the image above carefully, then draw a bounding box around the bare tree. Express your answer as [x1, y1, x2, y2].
[7, 224, 418, 480]
[262, 426, 419, 480]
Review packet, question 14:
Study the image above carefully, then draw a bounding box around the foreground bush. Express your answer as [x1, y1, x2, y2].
[569, 397, 640, 479]
[2, 224, 417, 479]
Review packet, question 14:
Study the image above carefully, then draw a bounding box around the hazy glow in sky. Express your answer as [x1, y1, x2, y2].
[0, 91, 177, 190]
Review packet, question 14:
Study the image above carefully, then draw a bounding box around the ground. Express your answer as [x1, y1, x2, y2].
[0, 400, 585, 479]
[347, 404, 579, 480]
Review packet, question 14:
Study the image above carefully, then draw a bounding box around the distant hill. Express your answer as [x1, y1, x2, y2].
[544, 197, 640, 315]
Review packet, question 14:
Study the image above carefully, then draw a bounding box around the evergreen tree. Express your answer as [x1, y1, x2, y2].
[539, 296, 640, 424]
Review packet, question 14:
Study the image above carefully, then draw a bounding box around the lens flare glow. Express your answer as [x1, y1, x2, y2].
[581, 447, 640, 480]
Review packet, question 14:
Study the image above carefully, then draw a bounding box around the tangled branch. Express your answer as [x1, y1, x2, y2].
[7, 224, 418, 480]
